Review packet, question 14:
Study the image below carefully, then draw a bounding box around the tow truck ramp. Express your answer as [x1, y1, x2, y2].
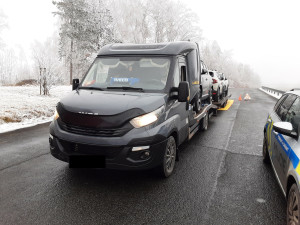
[188, 103, 217, 140]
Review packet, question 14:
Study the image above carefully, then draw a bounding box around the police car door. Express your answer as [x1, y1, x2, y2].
[273, 94, 297, 185]
[276, 96, 300, 188]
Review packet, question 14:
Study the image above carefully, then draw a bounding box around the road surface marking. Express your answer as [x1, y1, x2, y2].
[218, 99, 234, 111]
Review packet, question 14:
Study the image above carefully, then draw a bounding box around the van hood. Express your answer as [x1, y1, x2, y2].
[60, 89, 167, 115]
[56, 90, 167, 129]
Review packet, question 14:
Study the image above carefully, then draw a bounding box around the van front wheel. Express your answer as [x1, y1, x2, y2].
[158, 136, 177, 178]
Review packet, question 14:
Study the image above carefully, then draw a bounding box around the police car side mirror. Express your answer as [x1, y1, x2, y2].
[273, 122, 298, 139]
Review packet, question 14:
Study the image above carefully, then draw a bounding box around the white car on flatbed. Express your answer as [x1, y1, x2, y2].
[209, 70, 224, 102]
[219, 73, 229, 97]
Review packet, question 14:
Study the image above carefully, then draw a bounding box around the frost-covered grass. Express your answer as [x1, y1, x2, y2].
[0, 85, 71, 133]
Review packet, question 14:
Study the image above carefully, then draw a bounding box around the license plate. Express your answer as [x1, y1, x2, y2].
[69, 155, 106, 168]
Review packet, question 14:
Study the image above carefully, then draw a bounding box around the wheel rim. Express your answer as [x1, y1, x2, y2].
[288, 190, 299, 225]
[165, 139, 176, 174]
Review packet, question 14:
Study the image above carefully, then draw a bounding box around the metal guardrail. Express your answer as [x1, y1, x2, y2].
[261, 86, 285, 98]
[261, 86, 285, 94]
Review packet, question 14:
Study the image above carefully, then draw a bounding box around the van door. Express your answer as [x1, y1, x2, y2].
[168, 57, 189, 144]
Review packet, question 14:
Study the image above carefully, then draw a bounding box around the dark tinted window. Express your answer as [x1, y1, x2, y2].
[286, 97, 300, 131]
[274, 94, 287, 111]
[181, 66, 187, 81]
[276, 94, 297, 121]
[186, 50, 197, 81]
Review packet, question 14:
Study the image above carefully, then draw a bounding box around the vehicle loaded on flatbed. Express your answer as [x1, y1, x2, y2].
[49, 41, 213, 177]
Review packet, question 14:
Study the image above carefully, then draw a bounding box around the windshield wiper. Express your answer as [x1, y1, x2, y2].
[107, 86, 144, 92]
[78, 86, 104, 91]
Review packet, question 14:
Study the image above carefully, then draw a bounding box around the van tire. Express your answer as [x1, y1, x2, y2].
[193, 93, 201, 113]
[158, 136, 177, 178]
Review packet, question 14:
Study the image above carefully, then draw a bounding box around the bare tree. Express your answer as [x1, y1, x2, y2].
[201, 40, 260, 88]
[31, 35, 63, 95]
[109, 0, 202, 43]
[0, 9, 8, 50]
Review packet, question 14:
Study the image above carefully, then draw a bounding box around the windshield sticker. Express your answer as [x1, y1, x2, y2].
[110, 77, 140, 86]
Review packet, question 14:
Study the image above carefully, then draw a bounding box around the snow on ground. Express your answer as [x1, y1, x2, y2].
[0, 85, 71, 133]
[259, 88, 282, 99]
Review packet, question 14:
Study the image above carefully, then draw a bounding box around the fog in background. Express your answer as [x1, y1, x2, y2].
[1, 0, 300, 91]
[185, 0, 300, 90]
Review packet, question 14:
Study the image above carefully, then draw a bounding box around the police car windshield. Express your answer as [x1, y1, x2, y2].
[80, 57, 171, 91]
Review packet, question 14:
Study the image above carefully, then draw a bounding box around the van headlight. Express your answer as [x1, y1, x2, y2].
[130, 105, 165, 128]
[54, 109, 59, 120]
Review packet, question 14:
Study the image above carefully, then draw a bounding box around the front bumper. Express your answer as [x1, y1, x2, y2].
[49, 120, 169, 170]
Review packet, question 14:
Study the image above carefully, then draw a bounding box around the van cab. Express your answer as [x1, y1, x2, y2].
[49, 42, 212, 177]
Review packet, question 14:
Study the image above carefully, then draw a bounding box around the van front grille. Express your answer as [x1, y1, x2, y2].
[58, 119, 131, 137]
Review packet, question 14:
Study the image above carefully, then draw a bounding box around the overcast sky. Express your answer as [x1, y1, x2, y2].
[1, 0, 300, 90]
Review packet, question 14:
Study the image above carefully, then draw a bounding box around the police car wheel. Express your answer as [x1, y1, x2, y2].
[158, 136, 177, 178]
[262, 133, 270, 164]
[287, 184, 300, 225]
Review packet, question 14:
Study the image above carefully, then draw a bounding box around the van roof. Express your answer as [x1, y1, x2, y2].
[97, 41, 198, 56]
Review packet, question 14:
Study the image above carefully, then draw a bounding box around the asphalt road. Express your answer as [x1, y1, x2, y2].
[0, 88, 286, 225]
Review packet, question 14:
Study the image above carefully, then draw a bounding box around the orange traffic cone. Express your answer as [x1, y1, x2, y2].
[238, 95, 242, 101]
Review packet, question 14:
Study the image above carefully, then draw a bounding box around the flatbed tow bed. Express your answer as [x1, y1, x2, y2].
[188, 103, 217, 140]
[212, 94, 232, 115]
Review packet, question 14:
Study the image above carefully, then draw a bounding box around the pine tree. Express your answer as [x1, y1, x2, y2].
[53, 0, 115, 83]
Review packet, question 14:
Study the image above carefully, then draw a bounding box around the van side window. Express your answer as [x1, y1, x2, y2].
[276, 94, 297, 121]
[286, 97, 300, 131]
[173, 62, 180, 87]
[181, 66, 187, 81]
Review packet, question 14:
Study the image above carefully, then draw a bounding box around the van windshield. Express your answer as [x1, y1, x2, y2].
[80, 56, 171, 91]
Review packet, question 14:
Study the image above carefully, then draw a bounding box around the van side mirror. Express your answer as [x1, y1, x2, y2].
[201, 68, 208, 74]
[273, 122, 298, 138]
[178, 81, 190, 102]
[72, 79, 79, 90]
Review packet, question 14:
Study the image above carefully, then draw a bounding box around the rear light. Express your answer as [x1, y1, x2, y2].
[212, 79, 218, 84]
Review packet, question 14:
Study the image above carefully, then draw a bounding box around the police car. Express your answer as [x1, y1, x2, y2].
[263, 89, 300, 225]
